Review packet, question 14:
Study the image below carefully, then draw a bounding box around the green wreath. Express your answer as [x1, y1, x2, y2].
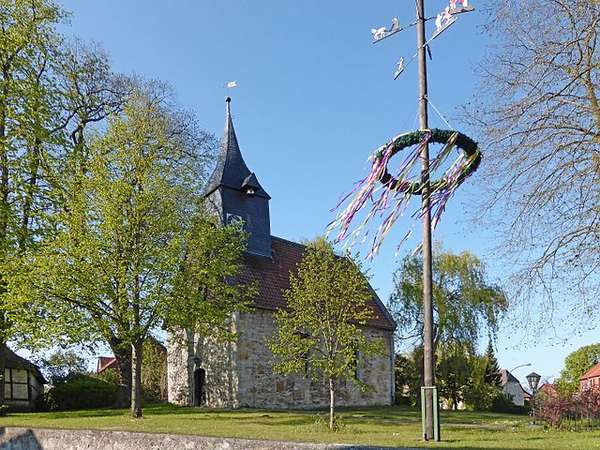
[377, 128, 481, 195]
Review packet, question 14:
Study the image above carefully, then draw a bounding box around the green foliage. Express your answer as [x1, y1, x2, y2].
[43, 375, 118, 411]
[390, 248, 507, 352]
[268, 238, 384, 430]
[94, 368, 120, 386]
[394, 351, 422, 406]
[141, 338, 167, 402]
[396, 344, 502, 411]
[10, 85, 225, 417]
[463, 352, 500, 411]
[38, 349, 88, 384]
[483, 341, 502, 387]
[436, 343, 473, 410]
[556, 343, 600, 396]
[165, 215, 255, 340]
[490, 391, 530, 415]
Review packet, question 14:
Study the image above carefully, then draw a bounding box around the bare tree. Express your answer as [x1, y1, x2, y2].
[465, 0, 599, 328]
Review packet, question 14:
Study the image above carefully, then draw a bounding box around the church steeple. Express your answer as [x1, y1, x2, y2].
[204, 98, 272, 257]
[204, 97, 270, 199]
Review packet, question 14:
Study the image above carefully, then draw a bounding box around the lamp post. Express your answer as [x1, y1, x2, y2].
[510, 363, 532, 373]
[526, 372, 542, 396]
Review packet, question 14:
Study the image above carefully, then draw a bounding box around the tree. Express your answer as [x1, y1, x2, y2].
[37, 349, 88, 384]
[436, 343, 473, 410]
[13, 86, 249, 418]
[0, 0, 124, 407]
[484, 340, 502, 387]
[268, 239, 383, 431]
[465, 0, 600, 325]
[556, 343, 600, 396]
[463, 351, 499, 411]
[389, 248, 507, 353]
[394, 350, 422, 406]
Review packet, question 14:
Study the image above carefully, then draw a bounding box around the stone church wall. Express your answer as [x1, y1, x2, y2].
[166, 325, 239, 408]
[235, 309, 394, 409]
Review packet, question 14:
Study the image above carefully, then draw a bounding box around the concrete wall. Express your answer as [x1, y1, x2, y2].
[0, 427, 389, 450]
[236, 309, 394, 409]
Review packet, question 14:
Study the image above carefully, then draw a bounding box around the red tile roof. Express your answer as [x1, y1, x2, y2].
[580, 362, 600, 381]
[236, 236, 396, 331]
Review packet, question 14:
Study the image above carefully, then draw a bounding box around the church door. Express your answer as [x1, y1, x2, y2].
[193, 368, 206, 406]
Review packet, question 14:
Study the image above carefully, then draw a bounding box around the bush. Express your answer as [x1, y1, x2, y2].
[44, 375, 118, 411]
[533, 386, 600, 429]
[490, 392, 531, 415]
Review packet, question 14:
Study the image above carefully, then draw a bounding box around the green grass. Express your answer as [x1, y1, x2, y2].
[2, 404, 600, 449]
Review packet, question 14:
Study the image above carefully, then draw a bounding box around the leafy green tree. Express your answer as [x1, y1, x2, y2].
[436, 343, 473, 410]
[484, 341, 502, 387]
[268, 238, 383, 431]
[389, 249, 507, 353]
[37, 349, 88, 384]
[13, 86, 250, 418]
[394, 351, 422, 406]
[556, 343, 600, 396]
[0, 0, 123, 407]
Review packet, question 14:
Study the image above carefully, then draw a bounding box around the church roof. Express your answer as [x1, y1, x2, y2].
[235, 236, 396, 331]
[204, 98, 270, 199]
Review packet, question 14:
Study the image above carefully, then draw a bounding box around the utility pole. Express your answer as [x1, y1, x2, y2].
[415, 0, 435, 441]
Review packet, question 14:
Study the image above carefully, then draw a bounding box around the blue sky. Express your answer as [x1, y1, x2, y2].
[56, 0, 597, 385]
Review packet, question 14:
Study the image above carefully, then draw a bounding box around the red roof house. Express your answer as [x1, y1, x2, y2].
[580, 362, 600, 390]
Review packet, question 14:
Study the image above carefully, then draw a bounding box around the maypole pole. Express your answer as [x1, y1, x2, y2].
[328, 1, 479, 441]
[415, 0, 435, 441]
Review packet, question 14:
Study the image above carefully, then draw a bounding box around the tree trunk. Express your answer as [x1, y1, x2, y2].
[130, 340, 143, 418]
[108, 339, 132, 408]
[0, 342, 6, 407]
[329, 378, 336, 431]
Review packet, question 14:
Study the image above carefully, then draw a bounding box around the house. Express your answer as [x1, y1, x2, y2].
[166, 98, 396, 409]
[2, 345, 46, 411]
[580, 362, 600, 390]
[500, 368, 528, 406]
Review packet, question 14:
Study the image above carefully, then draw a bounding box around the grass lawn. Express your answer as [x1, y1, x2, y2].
[1, 404, 599, 449]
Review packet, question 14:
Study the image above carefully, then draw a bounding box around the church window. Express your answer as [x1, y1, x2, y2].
[226, 213, 244, 226]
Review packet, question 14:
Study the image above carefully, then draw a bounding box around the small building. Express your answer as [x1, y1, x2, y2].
[580, 362, 600, 390]
[166, 99, 396, 409]
[2, 345, 46, 411]
[500, 368, 528, 406]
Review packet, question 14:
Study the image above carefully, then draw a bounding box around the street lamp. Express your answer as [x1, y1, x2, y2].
[510, 363, 531, 373]
[526, 372, 542, 395]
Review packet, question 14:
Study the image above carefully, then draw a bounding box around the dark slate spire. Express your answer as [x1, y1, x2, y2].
[204, 97, 272, 257]
[204, 97, 270, 199]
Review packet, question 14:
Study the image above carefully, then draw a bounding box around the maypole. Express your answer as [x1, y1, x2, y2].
[328, 0, 478, 442]
[414, 0, 436, 441]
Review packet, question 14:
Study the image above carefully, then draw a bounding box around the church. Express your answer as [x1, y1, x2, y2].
[166, 98, 396, 409]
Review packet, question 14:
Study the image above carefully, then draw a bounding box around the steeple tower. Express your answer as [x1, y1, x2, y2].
[204, 98, 272, 257]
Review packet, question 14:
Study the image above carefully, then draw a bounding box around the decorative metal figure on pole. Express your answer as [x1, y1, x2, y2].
[328, 0, 479, 443]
